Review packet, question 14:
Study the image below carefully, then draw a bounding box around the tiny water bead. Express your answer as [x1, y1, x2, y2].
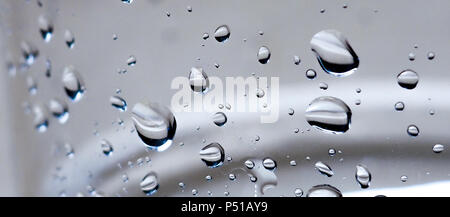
[400, 175, 408, 182]
[433, 144, 444, 153]
[290, 160, 297, 166]
[127, 55, 136, 66]
[314, 161, 334, 177]
[38, 16, 53, 42]
[62, 66, 85, 102]
[307, 184, 342, 197]
[397, 70, 419, 89]
[26, 76, 37, 95]
[294, 188, 303, 197]
[199, 143, 225, 168]
[189, 67, 209, 93]
[228, 173, 236, 181]
[64, 30, 75, 49]
[257, 46, 271, 64]
[293, 56, 301, 65]
[21, 41, 39, 65]
[305, 69, 317, 79]
[328, 148, 336, 156]
[305, 96, 352, 134]
[256, 88, 265, 98]
[212, 112, 227, 126]
[319, 82, 328, 90]
[408, 52, 415, 61]
[427, 52, 435, 60]
[140, 172, 159, 195]
[131, 102, 177, 151]
[394, 102, 405, 111]
[101, 139, 114, 156]
[262, 158, 277, 170]
[355, 164, 371, 188]
[110, 96, 127, 112]
[214, 25, 230, 42]
[33, 105, 49, 133]
[310, 29, 359, 77]
[48, 98, 69, 124]
[202, 33, 209, 40]
[407, 125, 419, 137]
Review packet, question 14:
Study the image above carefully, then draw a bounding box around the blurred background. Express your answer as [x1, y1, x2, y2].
[1, 0, 450, 197]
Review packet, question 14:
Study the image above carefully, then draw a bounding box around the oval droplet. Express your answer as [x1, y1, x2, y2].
[48, 98, 69, 124]
[189, 67, 209, 93]
[310, 29, 359, 77]
[212, 112, 227, 126]
[397, 70, 419, 89]
[64, 30, 75, 49]
[62, 66, 85, 102]
[306, 69, 317, 79]
[199, 143, 225, 168]
[110, 96, 127, 112]
[33, 105, 48, 133]
[214, 25, 230, 42]
[140, 172, 159, 195]
[394, 102, 405, 111]
[433, 144, 444, 153]
[314, 161, 334, 177]
[262, 158, 277, 170]
[355, 164, 371, 189]
[101, 139, 114, 156]
[305, 96, 351, 134]
[407, 125, 419, 137]
[131, 102, 177, 151]
[307, 184, 342, 197]
[257, 46, 271, 64]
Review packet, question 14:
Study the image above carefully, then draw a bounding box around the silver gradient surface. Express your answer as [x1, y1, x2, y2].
[1, 0, 450, 197]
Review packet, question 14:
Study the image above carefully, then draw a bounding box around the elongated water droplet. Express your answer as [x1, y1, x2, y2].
[38, 16, 53, 42]
[257, 46, 271, 64]
[315, 161, 334, 177]
[407, 125, 419, 137]
[214, 25, 230, 42]
[305, 96, 351, 134]
[307, 184, 342, 197]
[189, 67, 209, 93]
[131, 102, 176, 151]
[101, 139, 114, 156]
[33, 105, 48, 133]
[263, 158, 277, 170]
[110, 96, 127, 112]
[433, 144, 444, 153]
[127, 55, 136, 66]
[244, 160, 255, 169]
[62, 66, 85, 102]
[199, 143, 225, 168]
[311, 30, 359, 76]
[355, 164, 371, 188]
[48, 98, 69, 124]
[319, 82, 328, 90]
[140, 172, 158, 195]
[397, 70, 419, 89]
[64, 30, 75, 49]
[26, 76, 37, 95]
[212, 112, 227, 126]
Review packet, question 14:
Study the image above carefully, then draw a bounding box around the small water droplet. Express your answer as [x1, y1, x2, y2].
[228, 173, 236, 181]
[408, 52, 415, 61]
[192, 189, 198, 196]
[305, 96, 351, 134]
[189, 67, 209, 93]
[212, 112, 227, 126]
[199, 143, 225, 168]
[433, 144, 444, 153]
[305, 69, 317, 79]
[110, 96, 127, 112]
[355, 164, 371, 188]
[131, 102, 176, 151]
[314, 161, 334, 177]
[307, 184, 342, 197]
[294, 188, 303, 197]
[400, 175, 408, 182]
[293, 56, 301, 65]
[427, 52, 435, 60]
[328, 148, 336, 156]
[395, 102, 405, 111]
[186, 6, 192, 12]
[48, 98, 69, 124]
[290, 160, 297, 166]
[38, 16, 53, 42]
[33, 105, 48, 133]
[407, 125, 419, 137]
[127, 55, 136, 66]
[101, 139, 114, 156]
[257, 46, 271, 64]
[122, 0, 133, 4]
[256, 88, 265, 98]
[140, 172, 158, 195]
[319, 82, 328, 90]
[21, 41, 39, 65]
[62, 66, 85, 102]
[214, 25, 230, 42]
[64, 30, 75, 49]
[202, 33, 209, 40]
[397, 70, 419, 89]
[288, 108, 295, 116]
[262, 158, 277, 170]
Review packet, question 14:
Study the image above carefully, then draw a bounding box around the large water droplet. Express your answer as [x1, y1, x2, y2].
[199, 143, 225, 168]
[212, 112, 227, 126]
[110, 96, 127, 112]
[140, 172, 159, 195]
[48, 98, 69, 124]
[214, 25, 230, 42]
[189, 67, 209, 93]
[314, 161, 334, 177]
[310, 30, 359, 76]
[355, 164, 371, 188]
[397, 70, 419, 89]
[62, 66, 85, 102]
[257, 46, 271, 64]
[305, 96, 351, 134]
[307, 184, 342, 197]
[131, 102, 177, 151]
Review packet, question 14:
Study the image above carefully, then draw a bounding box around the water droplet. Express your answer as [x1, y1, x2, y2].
[245, 160, 255, 169]
[214, 25, 230, 42]
[212, 112, 227, 126]
[256, 88, 265, 98]
[356, 88, 361, 93]
[131, 102, 176, 151]
[433, 144, 444, 153]
[62, 66, 85, 102]
[262, 158, 277, 170]
[307, 184, 342, 197]
[314, 161, 334, 177]
[407, 125, 419, 137]
[48, 98, 69, 124]
[294, 188, 303, 197]
[290, 160, 297, 166]
[122, 0, 133, 4]
[305, 96, 351, 134]
[355, 99, 361, 105]
[288, 108, 295, 116]
[64, 143, 74, 158]
[319, 82, 328, 90]
[355, 164, 371, 188]
[140, 172, 158, 195]
[26, 76, 37, 95]
[199, 143, 225, 168]
[189, 67, 209, 93]
[33, 105, 48, 133]
[38, 16, 53, 42]
[45, 58, 51, 77]
[306, 69, 317, 79]
[257, 46, 271, 64]
[228, 173, 236, 181]
[311, 29, 359, 76]
[192, 189, 198, 195]
[427, 52, 435, 60]
[293, 56, 301, 65]
[64, 30, 75, 49]
[328, 148, 336, 156]
[395, 102, 405, 111]
[186, 6, 192, 12]
[127, 55, 136, 66]
[408, 52, 415, 61]
[21, 41, 39, 65]
[110, 96, 127, 112]
[400, 175, 408, 182]
[397, 70, 419, 89]
[101, 139, 114, 156]
[178, 182, 185, 188]
[202, 33, 209, 40]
